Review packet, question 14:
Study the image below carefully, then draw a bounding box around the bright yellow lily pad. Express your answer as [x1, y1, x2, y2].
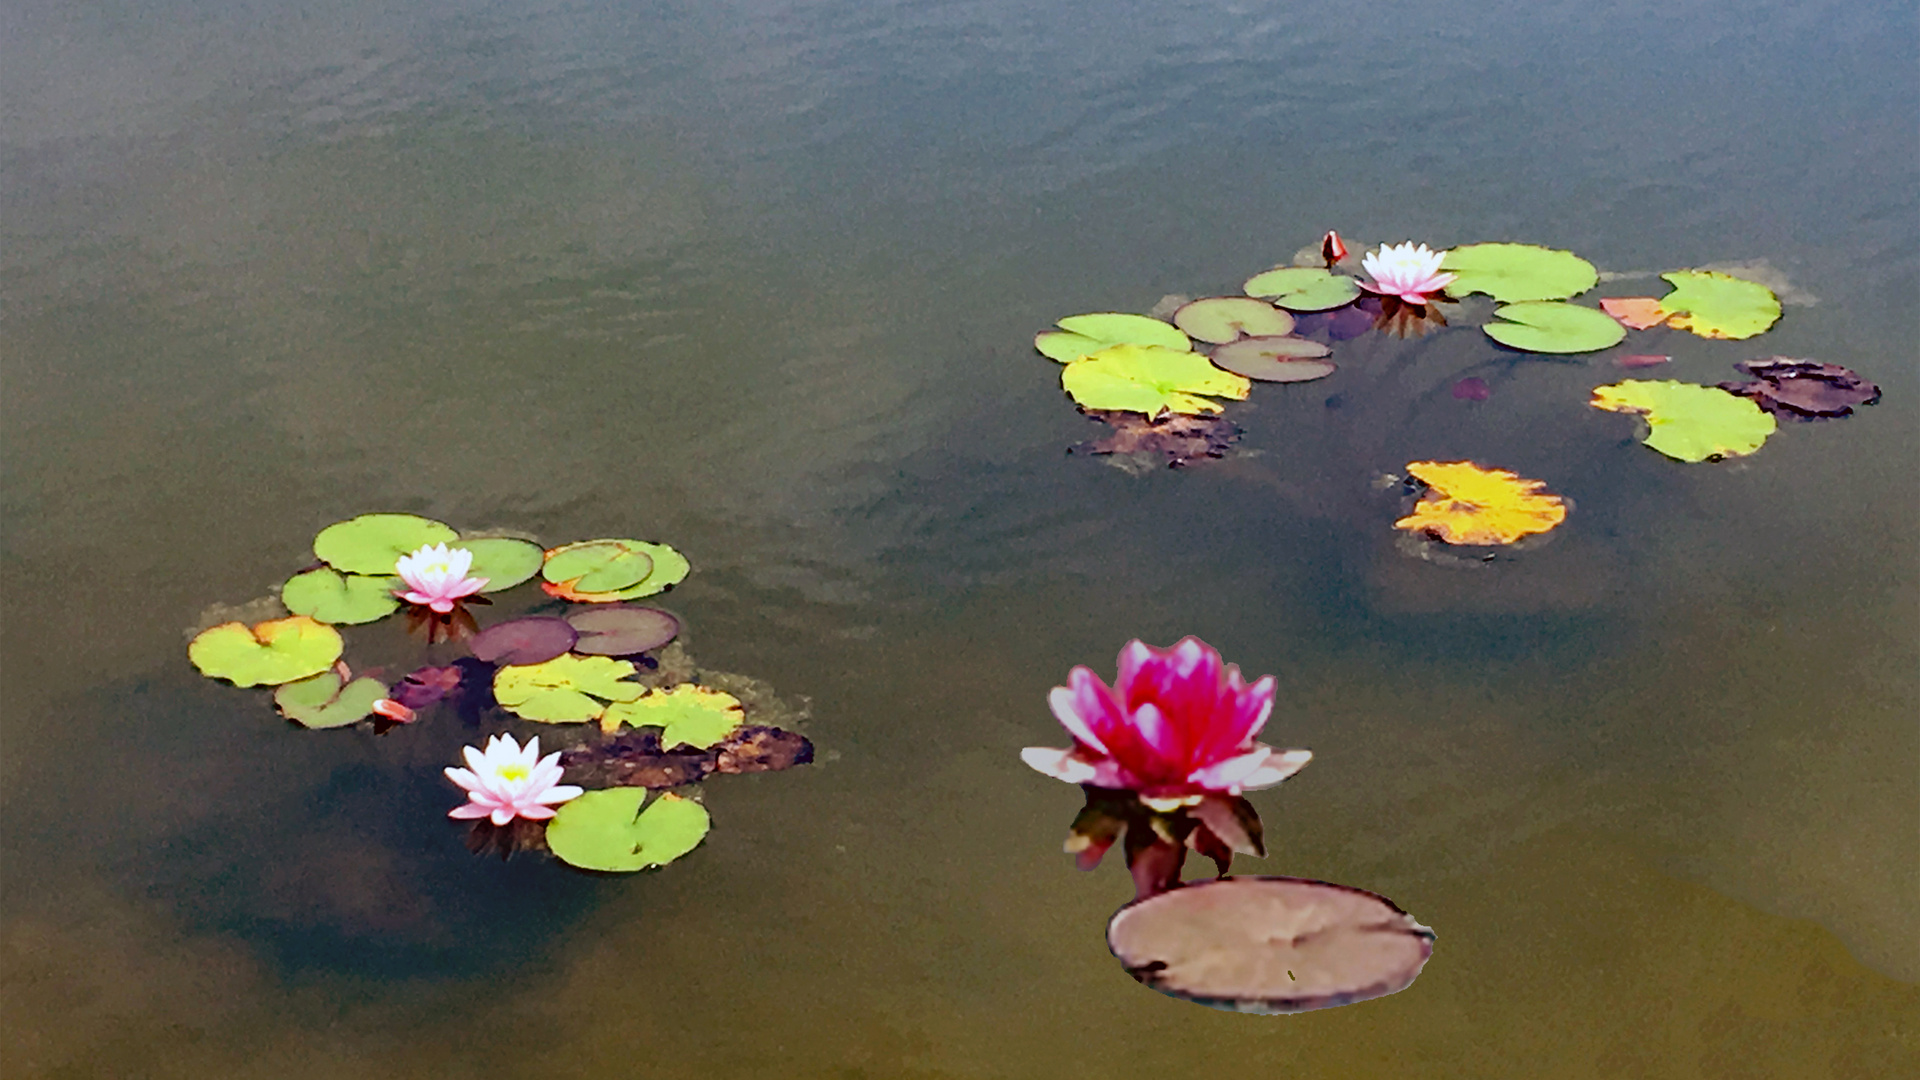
[1590, 380, 1776, 462]
[599, 683, 746, 743]
[1061, 344, 1251, 416]
[1655, 271, 1781, 340]
[1394, 462, 1568, 546]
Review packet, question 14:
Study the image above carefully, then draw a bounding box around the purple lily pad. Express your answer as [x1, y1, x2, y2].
[391, 665, 464, 710]
[566, 605, 682, 656]
[468, 616, 577, 666]
[1615, 354, 1672, 369]
[1293, 299, 1378, 342]
[1209, 336, 1334, 383]
[1451, 377, 1490, 401]
[1719, 357, 1881, 420]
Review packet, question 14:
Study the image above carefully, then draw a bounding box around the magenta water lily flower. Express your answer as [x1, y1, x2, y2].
[1021, 637, 1312, 801]
[1359, 241, 1456, 305]
[395, 542, 488, 613]
[445, 733, 583, 825]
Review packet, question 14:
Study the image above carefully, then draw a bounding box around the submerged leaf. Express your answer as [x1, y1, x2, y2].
[1172, 297, 1295, 343]
[1483, 301, 1626, 354]
[1061, 344, 1251, 416]
[1394, 461, 1568, 546]
[560, 725, 814, 789]
[189, 615, 343, 687]
[600, 684, 746, 745]
[281, 568, 400, 625]
[1656, 271, 1781, 340]
[545, 789, 711, 873]
[313, 514, 458, 575]
[273, 670, 388, 729]
[1036, 313, 1191, 363]
[1242, 267, 1361, 312]
[1074, 409, 1241, 467]
[1442, 243, 1597, 303]
[1718, 357, 1881, 419]
[1591, 380, 1776, 461]
[493, 654, 645, 723]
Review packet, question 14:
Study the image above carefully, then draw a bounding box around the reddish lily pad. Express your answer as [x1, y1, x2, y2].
[1718, 358, 1881, 419]
[1073, 410, 1241, 467]
[1172, 298, 1295, 344]
[1616, 354, 1672, 369]
[1209, 337, 1334, 382]
[468, 616, 578, 666]
[1293, 301, 1377, 341]
[390, 664, 466, 710]
[566, 605, 682, 656]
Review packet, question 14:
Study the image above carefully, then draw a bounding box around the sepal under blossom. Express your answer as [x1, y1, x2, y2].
[396, 543, 489, 613]
[1359, 242, 1456, 306]
[445, 733, 583, 826]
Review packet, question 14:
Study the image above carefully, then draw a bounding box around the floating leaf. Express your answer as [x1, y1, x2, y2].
[546, 789, 711, 873]
[312, 514, 458, 575]
[542, 540, 653, 594]
[1719, 358, 1881, 420]
[1106, 877, 1434, 1014]
[458, 537, 545, 592]
[541, 540, 690, 602]
[566, 606, 681, 656]
[1035, 313, 1191, 363]
[1292, 301, 1377, 341]
[1616, 354, 1672, 369]
[1073, 410, 1241, 467]
[281, 568, 400, 625]
[601, 684, 746, 744]
[273, 670, 387, 729]
[1656, 271, 1781, 340]
[1442, 243, 1597, 303]
[468, 616, 578, 666]
[1591, 380, 1776, 462]
[561, 725, 815, 789]
[1171, 298, 1295, 344]
[1483, 301, 1626, 354]
[1061, 345, 1251, 416]
[493, 654, 645, 723]
[1394, 461, 1568, 546]
[189, 616, 343, 688]
[390, 664, 466, 710]
[1598, 297, 1671, 330]
[1242, 267, 1362, 312]
[1208, 337, 1334, 382]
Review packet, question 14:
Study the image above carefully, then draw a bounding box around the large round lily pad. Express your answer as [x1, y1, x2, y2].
[1107, 877, 1434, 1014]
[543, 540, 654, 594]
[541, 540, 689, 601]
[189, 615, 344, 687]
[1656, 271, 1781, 340]
[494, 654, 645, 723]
[546, 789, 712, 873]
[313, 514, 458, 575]
[1483, 302, 1626, 354]
[468, 616, 578, 666]
[1036, 313, 1192, 363]
[1242, 267, 1362, 312]
[1209, 337, 1334, 382]
[1442, 243, 1597, 303]
[273, 670, 387, 729]
[1591, 380, 1776, 462]
[566, 605, 681, 656]
[281, 568, 400, 625]
[459, 536, 545, 592]
[1172, 298, 1295, 344]
[1062, 345, 1252, 416]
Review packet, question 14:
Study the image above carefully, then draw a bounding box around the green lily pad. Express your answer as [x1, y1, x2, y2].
[188, 615, 344, 688]
[312, 514, 458, 575]
[1591, 380, 1777, 462]
[1242, 267, 1362, 312]
[1483, 302, 1627, 354]
[545, 541, 689, 602]
[602, 685, 746, 748]
[1443, 243, 1598, 303]
[543, 540, 653, 594]
[493, 654, 645, 723]
[1656, 270, 1781, 340]
[546, 789, 712, 873]
[458, 537, 545, 592]
[1061, 344, 1252, 416]
[281, 568, 400, 625]
[1172, 298, 1295, 344]
[1035, 313, 1192, 363]
[273, 670, 388, 729]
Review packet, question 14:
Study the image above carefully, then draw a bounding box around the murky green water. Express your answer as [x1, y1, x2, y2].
[4, 1, 1916, 1075]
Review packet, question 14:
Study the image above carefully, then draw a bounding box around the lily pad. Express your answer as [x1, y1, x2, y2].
[1036, 313, 1192, 363]
[1598, 297, 1670, 330]
[468, 616, 577, 666]
[1591, 380, 1777, 462]
[312, 514, 458, 575]
[493, 654, 645, 723]
[1442, 243, 1597, 303]
[1656, 271, 1781, 340]
[601, 685, 747, 746]
[390, 665, 466, 710]
[281, 568, 401, 625]
[542, 540, 654, 594]
[1171, 298, 1295, 344]
[566, 605, 681, 656]
[1074, 410, 1241, 468]
[1483, 302, 1626, 354]
[1293, 301, 1377, 341]
[561, 725, 815, 789]
[1242, 267, 1361, 312]
[273, 670, 387, 729]
[189, 616, 343, 688]
[1719, 358, 1880, 419]
[541, 540, 689, 602]
[1208, 337, 1334, 382]
[546, 789, 712, 873]
[1107, 876, 1434, 1014]
[1062, 344, 1252, 416]
[1394, 461, 1568, 546]
[458, 537, 545, 592]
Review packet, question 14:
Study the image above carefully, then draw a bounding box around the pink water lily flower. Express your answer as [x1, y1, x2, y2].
[445, 733, 583, 825]
[1359, 241, 1456, 305]
[1021, 637, 1312, 801]
[395, 543, 488, 613]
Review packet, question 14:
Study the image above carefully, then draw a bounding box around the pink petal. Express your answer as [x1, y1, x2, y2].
[1238, 748, 1313, 791]
[515, 805, 558, 820]
[1128, 701, 1184, 767]
[489, 807, 517, 826]
[444, 766, 482, 791]
[448, 802, 492, 819]
[1047, 686, 1110, 754]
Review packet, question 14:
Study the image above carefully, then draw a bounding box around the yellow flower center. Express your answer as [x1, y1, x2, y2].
[496, 764, 530, 782]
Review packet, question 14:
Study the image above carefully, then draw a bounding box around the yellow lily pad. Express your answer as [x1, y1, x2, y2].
[600, 684, 747, 744]
[1591, 380, 1776, 462]
[1394, 462, 1568, 546]
[1061, 344, 1251, 416]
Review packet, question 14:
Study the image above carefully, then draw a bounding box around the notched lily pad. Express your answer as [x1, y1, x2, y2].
[546, 789, 712, 873]
[281, 568, 401, 625]
[566, 605, 682, 656]
[1061, 344, 1252, 416]
[1208, 336, 1334, 382]
[273, 670, 388, 729]
[1442, 243, 1597, 303]
[390, 664, 466, 710]
[1591, 380, 1776, 462]
[541, 540, 690, 601]
[188, 615, 344, 687]
[561, 725, 815, 789]
[1656, 271, 1781, 340]
[1718, 358, 1880, 419]
[1107, 877, 1434, 1014]
[600, 684, 747, 745]
[468, 616, 578, 666]
[313, 514, 458, 575]
[1243, 267, 1362, 312]
[542, 540, 653, 594]
[1073, 410, 1241, 468]
[493, 654, 645, 723]
[1172, 297, 1295, 344]
[1394, 461, 1567, 546]
[1035, 313, 1192, 363]
[458, 537, 546, 592]
[1483, 302, 1626, 354]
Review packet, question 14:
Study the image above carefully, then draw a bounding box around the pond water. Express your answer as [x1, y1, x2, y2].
[4, 0, 1916, 1075]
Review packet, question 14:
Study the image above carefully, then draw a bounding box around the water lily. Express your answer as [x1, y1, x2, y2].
[1359, 241, 1456, 305]
[1021, 636, 1312, 800]
[1321, 229, 1349, 267]
[445, 733, 583, 825]
[395, 543, 488, 613]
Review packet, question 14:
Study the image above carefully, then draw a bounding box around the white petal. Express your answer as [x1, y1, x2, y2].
[1020, 746, 1101, 785]
[1238, 748, 1313, 791]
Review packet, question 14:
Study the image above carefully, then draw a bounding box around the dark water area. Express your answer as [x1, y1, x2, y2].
[4, 1, 1917, 1076]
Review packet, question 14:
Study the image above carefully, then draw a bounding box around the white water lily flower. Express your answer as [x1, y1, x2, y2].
[395, 542, 488, 613]
[1360, 242, 1457, 305]
[445, 733, 583, 825]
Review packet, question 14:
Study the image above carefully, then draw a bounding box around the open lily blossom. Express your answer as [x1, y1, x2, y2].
[446, 733, 583, 825]
[1360, 241, 1456, 305]
[395, 542, 489, 613]
[1022, 637, 1312, 800]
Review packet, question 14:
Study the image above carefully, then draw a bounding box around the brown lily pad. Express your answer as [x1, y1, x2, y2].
[1718, 357, 1881, 419]
[559, 724, 814, 789]
[1209, 336, 1334, 382]
[468, 616, 577, 666]
[1107, 876, 1435, 1013]
[565, 605, 681, 656]
[1073, 410, 1241, 468]
[1172, 297, 1296, 344]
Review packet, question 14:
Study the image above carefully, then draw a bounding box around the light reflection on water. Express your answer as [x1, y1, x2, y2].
[3, 0, 1915, 1074]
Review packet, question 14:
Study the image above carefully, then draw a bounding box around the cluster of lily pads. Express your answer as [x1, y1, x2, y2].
[1037, 235, 1880, 549]
[187, 513, 812, 873]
